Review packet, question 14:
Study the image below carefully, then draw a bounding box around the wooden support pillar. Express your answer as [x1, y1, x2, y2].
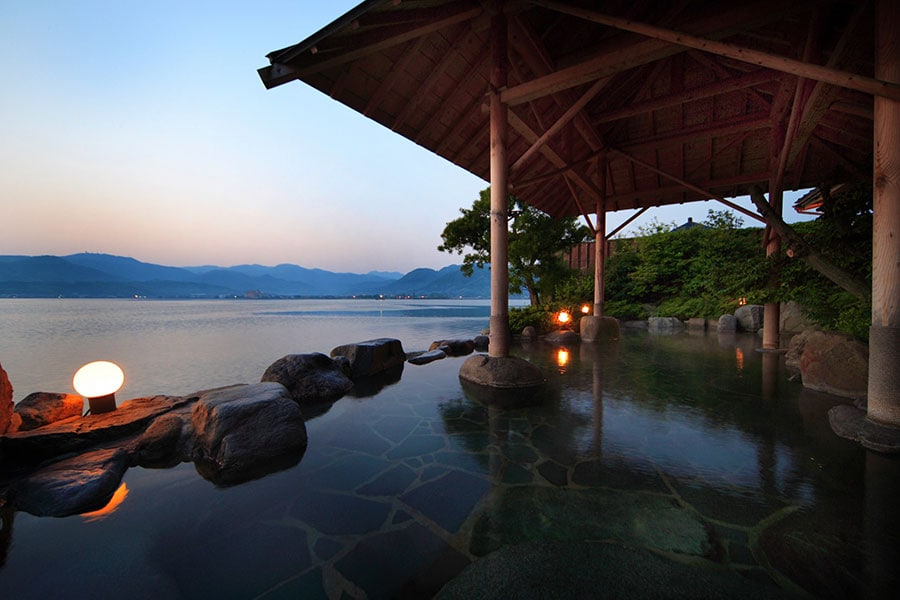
[488, 10, 510, 358]
[593, 155, 607, 317]
[868, 0, 900, 427]
[762, 187, 782, 350]
[593, 205, 606, 316]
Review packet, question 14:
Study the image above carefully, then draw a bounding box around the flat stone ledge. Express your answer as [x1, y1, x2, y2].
[829, 404, 900, 454]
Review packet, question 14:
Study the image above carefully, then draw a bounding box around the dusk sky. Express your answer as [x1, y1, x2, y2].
[1, 1, 815, 274]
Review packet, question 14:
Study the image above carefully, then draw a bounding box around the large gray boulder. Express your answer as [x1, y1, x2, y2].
[718, 314, 738, 332]
[191, 383, 307, 486]
[735, 304, 764, 332]
[12, 447, 129, 517]
[14, 392, 83, 431]
[261, 353, 353, 404]
[0, 361, 16, 435]
[798, 330, 868, 400]
[580, 316, 620, 342]
[780, 301, 813, 333]
[330, 338, 406, 378]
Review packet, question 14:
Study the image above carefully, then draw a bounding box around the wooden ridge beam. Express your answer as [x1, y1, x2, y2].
[531, 0, 900, 101]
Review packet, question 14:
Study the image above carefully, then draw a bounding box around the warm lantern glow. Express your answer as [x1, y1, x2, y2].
[557, 348, 570, 368]
[73, 361, 124, 398]
[556, 310, 572, 325]
[81, 483, 129, 522]
[74, 360, 124, 414]
[735, 347, 745, 372]
[737, 297, 748, 306]
[581, 304, 591, 315]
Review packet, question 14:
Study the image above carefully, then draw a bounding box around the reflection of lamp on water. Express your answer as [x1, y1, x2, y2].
[735, 347, 745, 372]
[556, 348, 569, 372]
[81, 482, 129, 522]
[73, 360, 124, 415]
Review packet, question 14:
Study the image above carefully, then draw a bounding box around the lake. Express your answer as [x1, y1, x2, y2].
[0, 299, 898, 598]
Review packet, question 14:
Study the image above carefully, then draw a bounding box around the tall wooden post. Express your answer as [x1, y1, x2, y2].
[868, 0, 900, 427]
[762, 187, 783, 350]
[593, 155, 607, 317]
[488, 9, 510, 358]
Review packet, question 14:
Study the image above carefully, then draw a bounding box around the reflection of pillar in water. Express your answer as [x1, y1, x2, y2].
[591, 361, 604, 456]
[761, 351, 780, 400]
[864, 451, 900, 597]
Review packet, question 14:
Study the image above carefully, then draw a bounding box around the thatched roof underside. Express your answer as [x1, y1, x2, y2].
[259, 0, 878, 219]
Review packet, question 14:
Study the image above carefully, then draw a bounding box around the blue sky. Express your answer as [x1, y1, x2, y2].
[1, 1, 815, 273]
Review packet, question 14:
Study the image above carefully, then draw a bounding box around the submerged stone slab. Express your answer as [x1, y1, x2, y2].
[468, 486, 712, 558]
[401, 469, 489, 534]
[261, 353, 353, 404]
[191, 383, 307, 486]
[330, 338, 406, 378]
[12, 447, 129, 517]
[437, 540, 794, 600]
[828, 404, 900, 453]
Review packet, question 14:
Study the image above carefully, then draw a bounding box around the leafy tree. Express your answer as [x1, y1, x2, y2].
[438, 188, 590, 305]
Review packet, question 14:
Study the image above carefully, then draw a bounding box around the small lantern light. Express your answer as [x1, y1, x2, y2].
[556, 310, 572, 326]
[580, 304, 591, 315]
[73, 360, 124, 415]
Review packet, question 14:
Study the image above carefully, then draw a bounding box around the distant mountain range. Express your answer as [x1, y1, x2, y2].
[0, 253, 497, 299]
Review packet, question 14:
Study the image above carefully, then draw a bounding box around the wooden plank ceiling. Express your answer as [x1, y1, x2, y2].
[259, 0, 876, 219]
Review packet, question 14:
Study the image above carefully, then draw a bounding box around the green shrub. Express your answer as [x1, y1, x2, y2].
[509, 305, 554, 334]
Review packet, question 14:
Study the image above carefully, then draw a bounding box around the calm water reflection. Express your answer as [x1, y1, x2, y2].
[1, 311, 898, 598]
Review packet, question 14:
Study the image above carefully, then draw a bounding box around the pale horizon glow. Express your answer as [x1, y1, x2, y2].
[1, 2, 816, 274]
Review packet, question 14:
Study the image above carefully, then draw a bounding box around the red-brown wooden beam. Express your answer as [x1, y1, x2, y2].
[532, 0, 900, 102]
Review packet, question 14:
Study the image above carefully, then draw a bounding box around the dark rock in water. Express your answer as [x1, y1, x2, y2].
[331, 338, 406, 378]
[543, 330, 580, 345]
[408, 350, 447, 366]
[718, 314, 738, 332]
[346, 364, 404, 398]
[0, 361, 16, 435]
[473, 335, 489, 352]
[12, 447, 129, 517]
[735, 304, 764, 332]
[459, 355, 545, 393]
[429, 339, 475, 356]
[261, 353, 353, 404]
[1, 395, 189, 468]
[130, 412, 192, 467]
[520, 326, 538, 340]
[580, 316, 620, 342]
[14, 392, 83, 431]
[799, 330, 868, 400]
[190, 383, 307, 486]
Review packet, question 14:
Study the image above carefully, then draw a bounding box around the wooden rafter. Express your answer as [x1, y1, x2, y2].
[532, 0, 900, 101]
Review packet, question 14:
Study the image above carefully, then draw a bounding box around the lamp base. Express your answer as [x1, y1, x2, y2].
[88, 393, 117, 415]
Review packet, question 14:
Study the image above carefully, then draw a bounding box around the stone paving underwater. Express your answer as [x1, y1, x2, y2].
[1, 331, 898, 599]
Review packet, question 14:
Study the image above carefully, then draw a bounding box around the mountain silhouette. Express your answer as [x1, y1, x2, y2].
[0, 253, 497, 299]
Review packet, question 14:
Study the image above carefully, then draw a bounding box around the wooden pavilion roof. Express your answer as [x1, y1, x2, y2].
[259, 0, 882, 220]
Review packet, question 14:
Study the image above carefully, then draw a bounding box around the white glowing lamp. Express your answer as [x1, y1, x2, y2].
[556, 310, 572, 326]
[581, 304, 591, 315]
[73, 360, 124, 414]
